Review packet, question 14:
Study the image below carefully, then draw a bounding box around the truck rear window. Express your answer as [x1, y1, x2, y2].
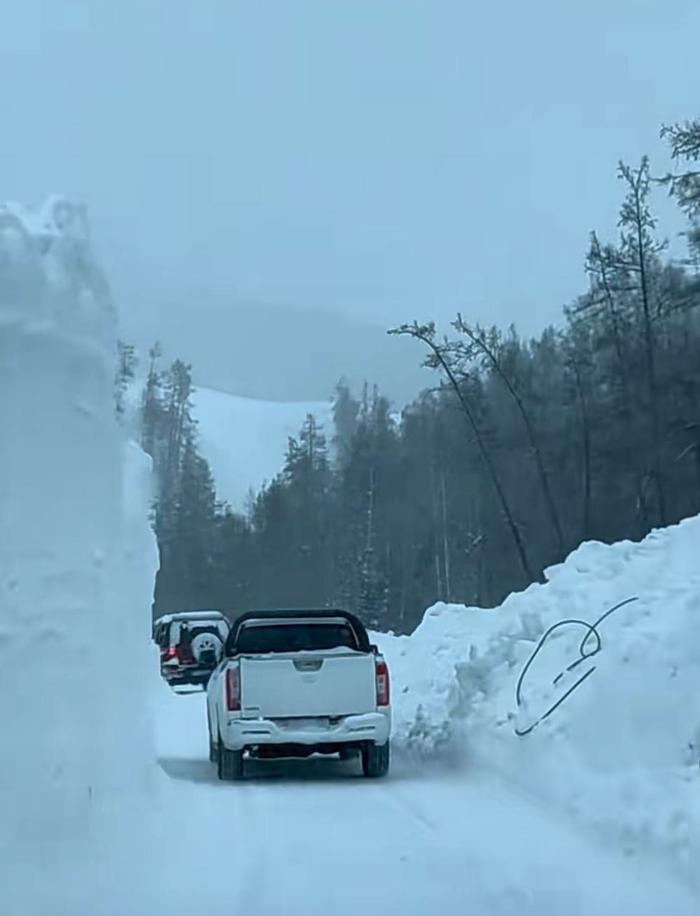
[236, 622, 359, 654]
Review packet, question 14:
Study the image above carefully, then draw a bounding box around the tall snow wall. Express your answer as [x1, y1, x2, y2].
[0, 198, 159, 914]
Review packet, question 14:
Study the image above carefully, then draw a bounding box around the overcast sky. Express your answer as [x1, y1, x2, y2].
[2, 1, 699, 397]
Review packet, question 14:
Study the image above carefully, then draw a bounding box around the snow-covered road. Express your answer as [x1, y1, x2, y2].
[4, 198, 698, 916]
[152, 688, 696, 916]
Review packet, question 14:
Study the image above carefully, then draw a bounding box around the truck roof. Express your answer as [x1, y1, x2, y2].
[225, 608, 371, 655]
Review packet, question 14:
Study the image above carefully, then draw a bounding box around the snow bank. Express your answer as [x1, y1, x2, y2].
[0, 198, 160, 914]
[375, 518, 700, 887]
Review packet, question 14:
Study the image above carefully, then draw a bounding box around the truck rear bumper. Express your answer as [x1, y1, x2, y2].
[222, 711, 391, 752]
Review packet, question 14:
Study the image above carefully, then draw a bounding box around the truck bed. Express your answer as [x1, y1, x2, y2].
[239, 650, 377, 719]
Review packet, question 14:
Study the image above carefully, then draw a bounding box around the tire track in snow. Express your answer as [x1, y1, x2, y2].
[229, 783, 273, 915]
[383, 780, 439, 833]
[156, 690, 699, 915]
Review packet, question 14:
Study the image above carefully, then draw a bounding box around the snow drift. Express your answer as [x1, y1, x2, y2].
[0, 197, 159, 914]
[375, 516, 700, 887]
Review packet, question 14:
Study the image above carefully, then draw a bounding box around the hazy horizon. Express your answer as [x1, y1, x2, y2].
[2, 1, 697, 400]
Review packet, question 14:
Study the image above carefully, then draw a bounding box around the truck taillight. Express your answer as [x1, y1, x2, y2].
[375, 659, 390, 707]
[226, 664, 241, 712]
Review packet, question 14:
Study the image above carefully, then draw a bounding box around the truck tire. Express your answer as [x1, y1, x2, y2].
[217, 735, 244, 781]
[362, 740, 390, 778]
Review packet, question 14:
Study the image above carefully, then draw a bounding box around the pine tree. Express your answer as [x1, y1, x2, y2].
[331, 379, 360, 466]
[617, 158, 668, 525]
[168, 432, 218, 607]
[661, 119, 700, 260]
[115, 340, 137, 420]
[140, 354, 215, 614]
[359, 467, 387, 630]
[140, 343, 163, 459]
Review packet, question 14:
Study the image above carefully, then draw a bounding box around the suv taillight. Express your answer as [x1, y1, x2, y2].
[226, 664, 241, 712]
[375, 659, 390, 707]
[162, 646, 177, 660]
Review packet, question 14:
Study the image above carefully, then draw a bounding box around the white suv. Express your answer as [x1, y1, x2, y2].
[154, 610, 230, 689]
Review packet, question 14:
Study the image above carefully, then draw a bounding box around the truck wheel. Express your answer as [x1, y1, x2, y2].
[217, 736, 244, 781]
[362, 740, 390, 778]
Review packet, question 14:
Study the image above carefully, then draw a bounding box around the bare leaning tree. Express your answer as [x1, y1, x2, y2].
[389, 322, 536, 584]
[452, 316, 566, 557]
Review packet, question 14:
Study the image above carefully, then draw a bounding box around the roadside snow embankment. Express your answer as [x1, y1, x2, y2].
[0, 197, 160, 915]
[375, 518, 700, 886]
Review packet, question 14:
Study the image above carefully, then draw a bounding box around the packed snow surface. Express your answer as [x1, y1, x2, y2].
[152, 683, 697, 916]
[373, 515, 700, 887]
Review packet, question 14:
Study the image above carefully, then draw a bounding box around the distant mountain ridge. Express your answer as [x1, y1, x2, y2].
[117, 282, 427, 403]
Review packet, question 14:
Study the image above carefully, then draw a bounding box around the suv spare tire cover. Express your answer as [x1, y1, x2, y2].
[190, 631, 223, 664]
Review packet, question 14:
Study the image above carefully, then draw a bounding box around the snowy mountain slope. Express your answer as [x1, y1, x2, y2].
[125, 380, 333, 509]
[372, 515, 700, 888]
[190, 386, 333, 509]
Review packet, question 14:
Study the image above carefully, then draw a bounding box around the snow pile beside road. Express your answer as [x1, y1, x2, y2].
[0, 197, 160, 915]
[375, 517, 700, 887]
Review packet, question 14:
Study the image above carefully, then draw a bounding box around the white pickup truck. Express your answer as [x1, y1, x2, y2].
[206, 609, 391, 780]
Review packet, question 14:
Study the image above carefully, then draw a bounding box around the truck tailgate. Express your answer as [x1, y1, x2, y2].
[239, 652, 376, 718]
